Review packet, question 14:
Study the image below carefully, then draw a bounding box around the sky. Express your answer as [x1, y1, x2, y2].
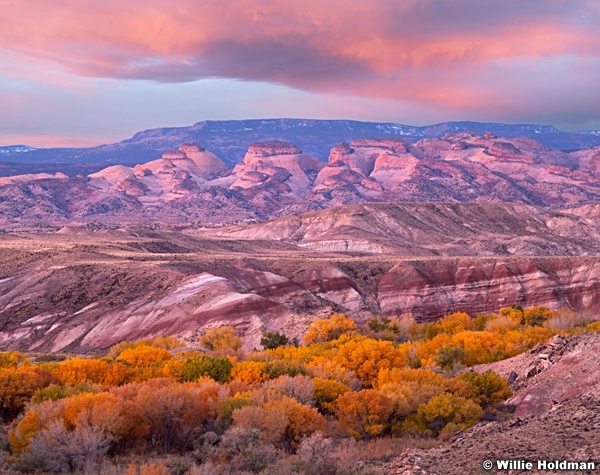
[1, 0, 599, 148]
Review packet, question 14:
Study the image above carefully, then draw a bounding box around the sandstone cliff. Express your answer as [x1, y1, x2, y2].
[5, 134, 600, 229]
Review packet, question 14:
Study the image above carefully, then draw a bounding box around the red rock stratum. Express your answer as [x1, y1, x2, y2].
[1, 202, 600, 352]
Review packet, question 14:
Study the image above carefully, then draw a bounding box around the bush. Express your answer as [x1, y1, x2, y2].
[264, 375, 315, 406]
[456, 370, 512, 408]
[522, 307, 554, 326]
[124, 463, 171, 475]
[313, 378, 350, 414]
[217, 426, 282, 473]
[544, 308, 595, 330]
[588, 320, 600, 332]
[107, 337, 184, 359]
[29, 421, 109, 473]
[434, 344, 465, 372]
[263, 360, 307, 379]
[163, 355, 232, 383]
[409, 393, 483, 437]
[261, 332, 291, 349]
[0, 367, 50, 421]
[304, 314, 359, 344]
[217, 397, 254, 425]
[0, 351, 27, 369]
[295, 432, 335, 474]
[200, 327, 242, 353]
[335, 390, 394, 439]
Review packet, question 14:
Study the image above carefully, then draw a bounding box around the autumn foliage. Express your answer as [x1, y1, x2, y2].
[2, 307, 596, 473]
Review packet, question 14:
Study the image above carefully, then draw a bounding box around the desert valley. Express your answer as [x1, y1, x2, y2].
[2, 1, 600, 473]
[1, 121, 600, 473]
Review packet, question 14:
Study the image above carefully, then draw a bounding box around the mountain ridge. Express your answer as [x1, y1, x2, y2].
[4, 133, 600, 230]
[3, 119, 600, 172]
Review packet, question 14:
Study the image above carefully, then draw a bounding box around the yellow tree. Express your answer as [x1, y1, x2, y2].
[0, 367, 50, 421]
[231, 361, 268, 383]
[304, 314, 358, 344]
[232, 396, 325, 450]
[313, 377, 350, 414]
[335, 389, 394, 439]
[411, 393, 483, 437]
[200, 326, 242, 353]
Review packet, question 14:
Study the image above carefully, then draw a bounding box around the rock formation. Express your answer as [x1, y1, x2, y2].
[6, 134, 600, 229]
[2, 202, 600, 352]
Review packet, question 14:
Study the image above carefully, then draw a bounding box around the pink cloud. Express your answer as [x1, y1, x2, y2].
[1, 0, 599, 126]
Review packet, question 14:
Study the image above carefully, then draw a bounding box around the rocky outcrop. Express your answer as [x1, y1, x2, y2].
[229, 141, 324, 206]
[177, 143, 228, 177]
[217, 202, 600, 257]
[387, 332, 600, 475]
[0, 172, 68, 186]
[377, 257, 600, 320]
[328, 139, 408, 176]
[7, 134, 600, 228]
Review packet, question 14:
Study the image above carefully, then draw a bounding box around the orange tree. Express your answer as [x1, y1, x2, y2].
[304, 314, 359, 344]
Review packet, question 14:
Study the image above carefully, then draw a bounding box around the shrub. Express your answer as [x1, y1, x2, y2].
[233, 397, 325, 449]
[264, 375, 315, 406]
[231, 361, 268, 383]
[107, 337, 184, 359]
[588, 320, 600, 332]
[456, 370, 512, 408]
[295, 431, 334, 474]
[434, 344, 465, 372]
[260, 332, 291, 349]
[335, 389, 394, 439]
[313, 378, 350, 414]
[163, 355, 232, 383]
[0, 367, 50, 421]
[409, 393, 483, 437]
[544, 308, 595, 330]
[212, 426, 282, 473]
[217, 397, 254, 424]
[117, 346, 172, 367]
[124, 463, 171, 475]
[522, 307, 555, 326]
[263, 360, 307, 379]
[0, 351, 27, 369]
[29, 421, 109, 473]
[133, 380, 217, 451]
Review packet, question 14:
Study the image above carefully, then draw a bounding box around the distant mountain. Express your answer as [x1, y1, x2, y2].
[0, 145, 36, 154]
[3, 119, 600, 173]
[3, 133, 600, 230]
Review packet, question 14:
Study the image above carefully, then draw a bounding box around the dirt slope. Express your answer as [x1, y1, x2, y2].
[387, 332, 600, 475]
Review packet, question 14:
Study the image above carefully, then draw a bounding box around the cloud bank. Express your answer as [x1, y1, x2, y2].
[1, 0, 600, 145]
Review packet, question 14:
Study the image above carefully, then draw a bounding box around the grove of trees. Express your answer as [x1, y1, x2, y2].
[1, 305, 597, 474]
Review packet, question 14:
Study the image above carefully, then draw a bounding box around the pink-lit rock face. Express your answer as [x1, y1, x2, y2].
[377, 258, 600, 320]
[328, 138, 408, 176]
[246, 141, 302, 157]
[2, 233, 600, 352]
[6, 133, 600, 229]
[178, 143, 228, 177]
[229, 141, 325, 205]
[162, 150, 188, 160]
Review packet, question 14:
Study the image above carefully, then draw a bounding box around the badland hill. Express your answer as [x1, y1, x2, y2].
[3, 133, 600, 230]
